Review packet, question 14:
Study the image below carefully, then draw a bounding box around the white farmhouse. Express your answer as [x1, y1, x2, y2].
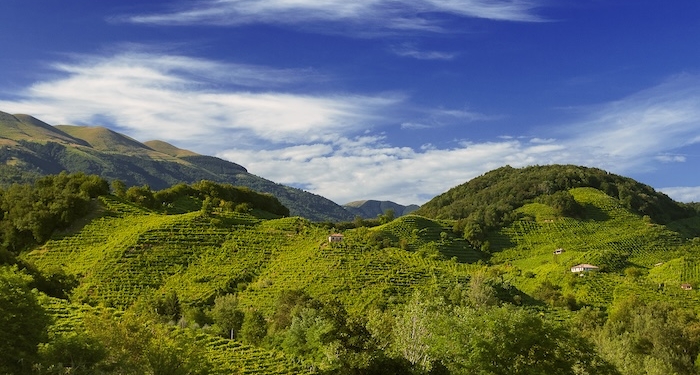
[570, 264, 599, 273]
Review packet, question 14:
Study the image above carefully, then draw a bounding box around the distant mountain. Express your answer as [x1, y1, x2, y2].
[342, 200, 419, 219]
[0, 111, 354, 222]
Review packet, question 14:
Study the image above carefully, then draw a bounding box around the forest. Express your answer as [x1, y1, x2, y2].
[3, 168, 700, 375]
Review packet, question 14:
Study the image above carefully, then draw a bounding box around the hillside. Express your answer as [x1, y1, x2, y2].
[0, 111, 353, 222]
[418, 164, 694, 222]
[421, 164, 697, 222]
[7, 168, 700, 374]
[343, 199, 420, 219]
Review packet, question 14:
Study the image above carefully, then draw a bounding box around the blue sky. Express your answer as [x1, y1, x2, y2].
[1, 1, 700, 205]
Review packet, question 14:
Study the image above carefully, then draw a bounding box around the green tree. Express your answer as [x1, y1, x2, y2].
[37, 332, 107, 374]
[428, 305, 618, 375]
[111, 179, 127, 198]
[598, 297, 700, 375]
[378, 209, 395, 225]
[240, 309, 268, 345]
[211, 294, 244, 339]
[84, 311, 211, 375]
[0, 266, 50, 374]
[466, 271, 498, 308]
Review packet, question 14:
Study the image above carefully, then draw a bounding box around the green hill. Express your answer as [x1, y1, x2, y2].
[342, 199, 420, 219]
[416, 164, 695, 224]
[7, 167, 700, 373]
[0, 110, 353, 222]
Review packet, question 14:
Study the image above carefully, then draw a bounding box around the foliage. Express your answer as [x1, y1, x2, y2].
[428, 304, 619, 375]
[418, 165, 695, 246]
[596, 297, 700, 375]
[0, 172, 108, 254]
[0, 138, 352, 221]
[0, 266, 50, 374]
[211, 294, 244, 339]
[9, 165, 700, 374]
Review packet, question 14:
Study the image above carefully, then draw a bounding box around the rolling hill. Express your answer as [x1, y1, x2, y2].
[0, 111, 354, 222]
[342, 199, 420, 219]
[5, 129, 700, 373]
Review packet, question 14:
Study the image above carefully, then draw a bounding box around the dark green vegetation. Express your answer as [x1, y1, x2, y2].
[343, 200, 419, 219]
[0, 111, 353, 222]
[4, 164, 700, 374]
[417, 164, 698, 250]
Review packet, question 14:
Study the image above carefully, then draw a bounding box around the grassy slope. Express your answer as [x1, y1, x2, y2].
[488, 187, 700, 308]
[25, 200, 478, 315]
[0, 112, 86, 145]
[21, 186, 700, 372]
[26, 188, 700, 313]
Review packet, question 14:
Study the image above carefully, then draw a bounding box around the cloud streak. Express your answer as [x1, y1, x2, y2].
[1, 51, 700, 205]
[0, 51, 399, 146]
[121, 0, 545, 33]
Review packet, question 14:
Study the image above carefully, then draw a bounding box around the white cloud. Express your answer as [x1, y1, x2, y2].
[2, 50, 700, 206]
[660, 187, 700, 203]
[0, 50, 399, 147]
[121, 0, 545, 32]
[655, 154, 686, 163]
[218, 74, 700, 205]
[391, 44, 457, 60]
[557, 74, 700, 172]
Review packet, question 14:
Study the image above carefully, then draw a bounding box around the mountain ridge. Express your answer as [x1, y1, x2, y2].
[342, 199, 420, 219]
[0, 110, 353, 222]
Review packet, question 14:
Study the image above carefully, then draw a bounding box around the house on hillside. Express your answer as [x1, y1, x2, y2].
[328, 233, 344, 243]
[553, 248, 564, 255]
[681, 283, 693, 291]
[570, 264, 599, 273]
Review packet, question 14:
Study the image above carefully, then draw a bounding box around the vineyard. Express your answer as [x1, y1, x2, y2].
[40, 297, 314, 375]
[488, 188, 700, 308]
[15, 185, 700, 373]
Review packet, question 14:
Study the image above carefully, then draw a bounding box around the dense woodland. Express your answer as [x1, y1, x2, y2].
[3, 168, 700, 374]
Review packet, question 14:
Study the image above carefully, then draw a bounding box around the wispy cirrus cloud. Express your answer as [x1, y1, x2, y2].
[120, 0, 546, 33]
[0, 50, 400, 146]
[391, 44, 457, 60]
[557, 73, 700, 172]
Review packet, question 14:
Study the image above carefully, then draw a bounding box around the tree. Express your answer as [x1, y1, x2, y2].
[428, 305, 618, 375]
[598, 297, 700, 375]
[378, 209, 395, 225]
[111, 179, 127, 198]
[392, 291, 437, 372]
[466, 272, 498, 308]
[211, 294, 244, 339]
[84, 311, 211, 375]
[37, 332, 107, 374]
[240, 309, 268, 345]
[0, 266, 50, 374]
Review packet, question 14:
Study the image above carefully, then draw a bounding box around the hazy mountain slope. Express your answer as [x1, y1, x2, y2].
[0, 111, 353, 221]
[143, 139, 199, 157]
[343, 199, 420, 218]
[55, 125, 158, 155]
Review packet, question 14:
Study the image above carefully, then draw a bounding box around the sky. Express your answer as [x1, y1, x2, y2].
[1, 1, 700, 205]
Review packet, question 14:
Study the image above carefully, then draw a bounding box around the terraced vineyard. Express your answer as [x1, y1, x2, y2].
[41, 297, 314, 375]
[25, 198, 480, 317]
[374, 215, 485, 262]
[488, 188, 699, 307]
[237, 216, 478, 314]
